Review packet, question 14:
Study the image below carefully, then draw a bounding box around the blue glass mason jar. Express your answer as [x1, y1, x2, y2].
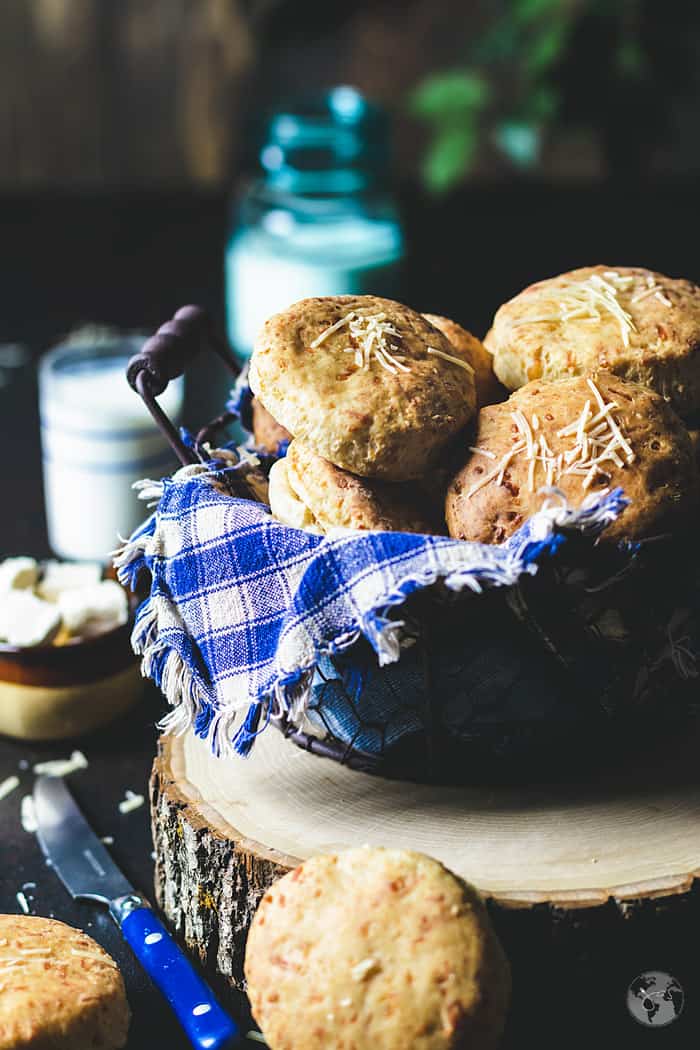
[225, 86, 405, 360]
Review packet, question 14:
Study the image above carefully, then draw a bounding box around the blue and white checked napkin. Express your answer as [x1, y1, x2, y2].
[115, 455, 627, 758]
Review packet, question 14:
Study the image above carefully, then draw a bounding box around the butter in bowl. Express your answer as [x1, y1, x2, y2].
[0, 557, 142, 741]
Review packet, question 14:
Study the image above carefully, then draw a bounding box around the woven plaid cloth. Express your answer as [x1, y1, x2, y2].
[115, 456, 627, 757]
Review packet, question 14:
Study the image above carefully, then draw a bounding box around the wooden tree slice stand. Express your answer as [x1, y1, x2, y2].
[151, 724, 700, 996]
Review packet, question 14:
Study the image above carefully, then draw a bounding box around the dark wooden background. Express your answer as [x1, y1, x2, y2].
[0, 0, 468, 188]
[2, 0, 700, 190]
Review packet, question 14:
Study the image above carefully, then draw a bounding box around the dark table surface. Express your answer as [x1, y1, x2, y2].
[0, 185, 698, 1049]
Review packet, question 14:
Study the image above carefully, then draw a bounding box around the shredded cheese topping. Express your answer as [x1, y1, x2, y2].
[351, 957, 381, 982]
[631, 272, 673, 307]
[311, 311, 409, 375]
[0, 957, 53, 969]
[511, 269, 671, 347]
[468, 446, 497, 460]
[467, 378, 635, 499]
[0, 947, 115, 972]
[310, 312, 473, 377]
[70, 948, 118, 968]
[426, 346, 474, 374]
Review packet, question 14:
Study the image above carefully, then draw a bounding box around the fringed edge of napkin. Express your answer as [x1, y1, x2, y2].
[114, 466, 232, 748]
[115, 481, 628, 759]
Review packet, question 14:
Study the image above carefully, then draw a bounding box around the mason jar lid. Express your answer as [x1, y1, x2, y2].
[259, 86, 389, 193]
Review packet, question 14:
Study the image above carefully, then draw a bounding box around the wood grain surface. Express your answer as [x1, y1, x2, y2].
[151, 724, 700, 992]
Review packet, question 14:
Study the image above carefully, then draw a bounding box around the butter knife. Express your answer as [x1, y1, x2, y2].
[34, 774, 241, 1050]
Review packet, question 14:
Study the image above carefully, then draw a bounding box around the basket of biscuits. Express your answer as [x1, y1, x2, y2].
[118, 268, 700, 784]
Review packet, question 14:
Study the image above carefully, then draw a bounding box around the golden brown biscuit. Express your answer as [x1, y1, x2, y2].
[270, 440, 442, 535]
[252, 396, 291, 454]
[0, 914, 129, 1049]
[484, 266, 700, 423]
[446, 372, 698, 544]
[245, 847, 510, 1050]
[249, 296, 477, 480]
[423, 314, 504, 407]
[267, 456, 324, 534]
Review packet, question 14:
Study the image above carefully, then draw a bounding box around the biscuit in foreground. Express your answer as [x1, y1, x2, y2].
[250, 296, 477, 480]
[484, 265, 700, 424]
[269, 440, 443, 535]
[446, 372, 698, 545]
[245, 846, 510, 1050]
[0, 914, 129, 1049]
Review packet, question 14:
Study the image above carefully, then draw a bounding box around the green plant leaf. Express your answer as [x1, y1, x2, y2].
[512, 0, 572, 25]
[524, 19, 571, 76]
[410, 70, 490, 120]
[422, 124, 477, 192]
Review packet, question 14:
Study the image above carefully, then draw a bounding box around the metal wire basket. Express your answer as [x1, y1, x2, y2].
[127, 308, 700, 784]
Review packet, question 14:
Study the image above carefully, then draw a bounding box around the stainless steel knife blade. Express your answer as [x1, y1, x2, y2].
[34, 775, 134, 904]
[34, 775, 243, 1048]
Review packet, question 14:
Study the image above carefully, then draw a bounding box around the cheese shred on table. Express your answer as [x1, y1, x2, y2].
[0, 776, 19, 802]
[33, 750, 88, 777]
[118, 790, 144, 814]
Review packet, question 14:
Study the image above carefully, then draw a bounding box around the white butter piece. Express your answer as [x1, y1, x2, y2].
[37, 561, 103, 602]
[57, 579, 128, 635]
[0, 557, 39, 592]
[0, 590, 61, 647]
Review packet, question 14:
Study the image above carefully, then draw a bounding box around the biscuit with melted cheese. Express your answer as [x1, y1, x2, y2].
[446, 372, 698, 544]
[0, 915, 129, 1049]
[484, 266, 700, 424]
[249, 296, 477, 480]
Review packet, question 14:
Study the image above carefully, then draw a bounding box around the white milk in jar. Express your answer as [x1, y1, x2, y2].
[225, 87, 404, 359]
[39, 338, 184, 561]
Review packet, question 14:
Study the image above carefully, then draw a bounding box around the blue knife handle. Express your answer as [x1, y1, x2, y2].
[116, 898, 241, 1049]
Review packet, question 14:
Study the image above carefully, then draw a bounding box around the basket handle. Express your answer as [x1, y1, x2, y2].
[127, 305, 241, 466]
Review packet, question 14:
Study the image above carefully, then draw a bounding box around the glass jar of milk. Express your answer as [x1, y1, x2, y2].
[225, 86, 404, 359]
[39, 336, 184, 562]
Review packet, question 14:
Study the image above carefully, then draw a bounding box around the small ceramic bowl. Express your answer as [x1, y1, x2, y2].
[0, 605, 142, 741]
